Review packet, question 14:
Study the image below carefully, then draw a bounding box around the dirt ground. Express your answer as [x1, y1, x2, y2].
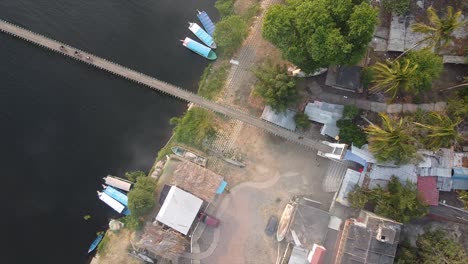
[91, 229, 140, 264]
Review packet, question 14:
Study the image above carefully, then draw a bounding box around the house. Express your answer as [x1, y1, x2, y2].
[171, 160, 226, 202]
[334, 211, 402, 264]
[325, 65, 362, 92]
[304, 101, 344, 138]
[417, 176, 439, 206]
[261, 105, 297, 131]
[155, 186, 203, 235]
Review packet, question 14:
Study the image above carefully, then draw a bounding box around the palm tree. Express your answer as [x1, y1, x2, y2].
[364, 113, 417, 164]
[411, 6, 465, 51]
[369, 59, 418, 99]
[413, 112, 462, 150]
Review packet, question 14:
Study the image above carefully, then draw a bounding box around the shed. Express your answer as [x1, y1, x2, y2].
[261, 105, 297, 131]
[155, 186, 203, 235]
[172, 161, 224, 202]
[336, 169, 362, 207]
[304, 101, 343, 138]
[137, 224, 189, 260]
[452, 168, 468, 190]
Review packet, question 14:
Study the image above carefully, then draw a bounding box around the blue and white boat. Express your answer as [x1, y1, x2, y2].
[103, 185, 128, 206]
[181, 37, 217, 60]
[97, 191, 125, 214]
[88, 233, 104, 253]
[188, 22, 216, 49]
[197, 10, 215, 36]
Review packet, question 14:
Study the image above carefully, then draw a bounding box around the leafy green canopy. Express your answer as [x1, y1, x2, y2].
[127, 177, 157, 217]
[382, 0, 410, 16]
[254, 63, 298, 112]
[294, 113, 311, 129]
[214, 15, 248, 57]
[413, 112, 462, 150]
[364, 113, 417, 164]
[396, 229, 467, 264]
[349, 176, 428, 223]
[337, 119, 367, 148]
[263, 0, 378, 73]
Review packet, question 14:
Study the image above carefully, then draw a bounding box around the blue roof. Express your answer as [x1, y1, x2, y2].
[453, 168, 468, 179]
[197, 11, 215, 36]
[216, 180, 228, 194]
[104, 186, 128, 206]
[344, 150, 367, 167]
[186, 38, 211, 58]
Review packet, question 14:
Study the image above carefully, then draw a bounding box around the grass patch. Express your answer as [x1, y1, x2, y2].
[121, 214, 143, 231]
[215, 0, 235, 18]
[97, 232, 110, 256]
[242, 2, 261, 23]
[171, 108, 216, 149]
[198, 62, 230, 100]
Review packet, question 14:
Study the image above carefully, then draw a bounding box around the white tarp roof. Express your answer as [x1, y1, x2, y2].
[155, 186, 203, 235]
[261, 105, 297, 131]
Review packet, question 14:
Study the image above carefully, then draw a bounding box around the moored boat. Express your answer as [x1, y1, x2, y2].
[97, 191, 125, 213]
[103, 185, 128, 206]
[88, 233, 104, 253]
[197, 10, 215, 36]
[171, 145, 208, 167]
[188, 22, 216, 49]
[276, 203, 295, 242]
[103, 175, 133, 192]
[181, 37, 217, 60]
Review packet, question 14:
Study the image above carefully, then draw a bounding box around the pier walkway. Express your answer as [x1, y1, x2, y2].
[0, 19, 331, 152]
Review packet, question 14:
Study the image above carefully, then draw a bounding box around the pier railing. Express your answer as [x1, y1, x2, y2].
[0, 19, 331, 152]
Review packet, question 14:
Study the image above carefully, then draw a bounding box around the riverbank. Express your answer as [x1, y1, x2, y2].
[93, 1, 265, 263]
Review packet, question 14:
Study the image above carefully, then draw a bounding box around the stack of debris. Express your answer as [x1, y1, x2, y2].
[137, 224, 188, 260]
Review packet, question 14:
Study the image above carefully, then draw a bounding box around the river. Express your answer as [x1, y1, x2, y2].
[0, 0, 217, 263]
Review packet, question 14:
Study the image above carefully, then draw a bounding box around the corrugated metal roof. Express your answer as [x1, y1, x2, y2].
[418, 167, 452, 178]
[304, 101, 343, 137]
[453, 152, 468, 167]
[261, 105, 297, 131]
[368, 164, 417, 189]
[288, 246, 309, 264]
[437, 177, 453, 192]
[452, 179, 468, 190]
[417, 176, 439, 206]
[350, 145, 377, 164]
[453, 168, 468, 178]
[336, 169, 362, 206]
[344, 150, 367, 167]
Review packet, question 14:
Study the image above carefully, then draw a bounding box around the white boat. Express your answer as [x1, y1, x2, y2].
[188, 22, 216, 49]
[277, 203, 295, 242]
[97, 191, 125, 213]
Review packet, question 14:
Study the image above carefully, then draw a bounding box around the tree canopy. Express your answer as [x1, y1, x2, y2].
[364, 113, 417, 164]
[382, 0, 410, 16]
[263, 0, 378, 73]
[413, 112, 462, 150]
[125, 171, 146, 182]
[214, 15, 248, 57]
[128, 177, 157, 217]
[294, 113, 311, 130]
[349, 176, 428, 223]
[254, 62, 298, 112]
[396, 229, 467, 264]
[405, 49, 443, 92]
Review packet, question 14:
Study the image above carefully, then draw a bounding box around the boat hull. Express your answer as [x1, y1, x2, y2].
[182, 37, 217, 60]
[188, 22, 216, 49]
[276, 203, 295, 242]
[88, 233, 104, 253]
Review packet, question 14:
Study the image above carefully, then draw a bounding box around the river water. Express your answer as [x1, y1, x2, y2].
[0, 0, 217, 263]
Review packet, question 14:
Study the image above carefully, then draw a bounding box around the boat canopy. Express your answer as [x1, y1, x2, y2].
[103, 185, 128, 206]
[98, 192, 125, 213]
[104, 175, 132, 192]
[189, 23, 215, 47]
[185, 37, 211, 58]
[197, 11, 215, 36]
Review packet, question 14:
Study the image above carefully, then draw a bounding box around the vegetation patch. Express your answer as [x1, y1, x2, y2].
[198, 62, 230, 100]
[214, 15, 249, 58]
[348, 176, 428, 223]
[337, 120, 367, 148]
[215, 0, 235, 18]
[128, 177, 157, 218]
[381, 0, 410, 16]
[97, 232, 110, 256]
[294, 113, 311, 130]
[121, 214, 143, 231]
[169, 108, 216, 149]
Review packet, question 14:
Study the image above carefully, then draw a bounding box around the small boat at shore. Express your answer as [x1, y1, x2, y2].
[88, 233, 104, 253]
[97, 191, 125, 214]
[103, 185, 128, 206]
[188, 22, 216, 49]
[277, 202, 295, 242]
[197, 10, 215, 36]
[103, 175, 133, 192]
[181, 37, 217, 60]
[171, 146, 207, 167]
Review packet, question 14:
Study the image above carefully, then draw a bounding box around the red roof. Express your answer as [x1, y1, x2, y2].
[417, 176, 439, 206]
[308, 244, 326, 264]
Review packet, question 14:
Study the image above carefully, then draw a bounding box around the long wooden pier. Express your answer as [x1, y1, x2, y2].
[0, 19, 332, 152]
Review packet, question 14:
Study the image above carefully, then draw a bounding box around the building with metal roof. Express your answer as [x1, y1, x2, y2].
[452, 168, 468, 190]
[325, 65, 362, 92]
[304, 101, 343, 138]
[417, 176, 439, 206]
[334, 211, 402, 264]
[261, 105, 297, 131]
[336, 169, 362, 207]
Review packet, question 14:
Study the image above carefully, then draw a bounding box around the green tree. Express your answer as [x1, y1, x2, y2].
[294, 113, 311, 129]
[414, 112, 462, 150]
[215, 0, 234, 18]
[411, 6, 466, 50]
[348, 177, 428, 223]
[365, 113, 417, 164]
[369, 59, 418, 99]
[458, 191, 468, 210]
[125, 171, 146, 182]
[382, 0, 410, 16]
[337, 119, 367, 147]
[263, 0, 378, 73]
[342, 105, 360, 120]
[416, 229, 467, 263]
[134, 177, 157, 193]
[254, 62, 298, 112]
[405, 49, 443, 92]
[128, 188, 155, 217]
[214, 15, 248, 57]
[447, 88, 468, 119]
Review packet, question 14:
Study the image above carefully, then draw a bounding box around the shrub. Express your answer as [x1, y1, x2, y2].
[342, 105, 360, 120]
[125, 171, 146, 182]
[214, 15, 248, 57]
[198, 62, 230, 100]
[294, 113, 311, 129]
[382, 0, 410, 16]
[215, 0, 234, 18]
[337, 119, 367, 147]
[171, 108, 216, 148]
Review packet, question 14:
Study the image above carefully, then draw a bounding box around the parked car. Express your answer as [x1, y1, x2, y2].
[199, 212, 220, 227]
[265, 215, 278, 236]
